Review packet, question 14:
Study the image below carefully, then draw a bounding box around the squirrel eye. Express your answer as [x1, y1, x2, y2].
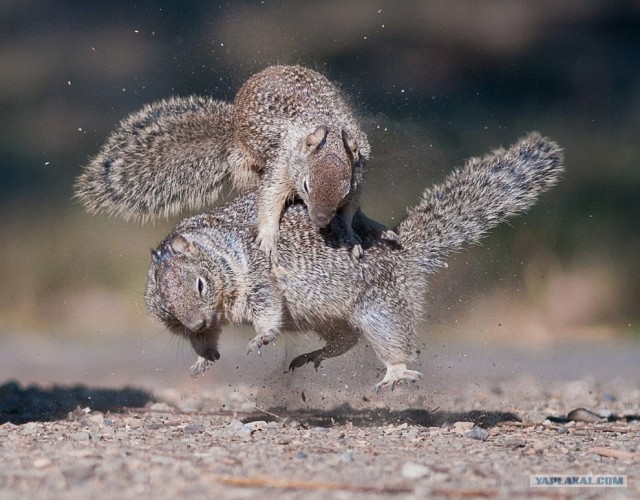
[303, 178, 310, 194]
[196, 276, 207, 297]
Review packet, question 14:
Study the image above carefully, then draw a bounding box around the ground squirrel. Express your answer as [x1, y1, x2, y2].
[145, 133, 563, 390]
[74, 65, 395, 263]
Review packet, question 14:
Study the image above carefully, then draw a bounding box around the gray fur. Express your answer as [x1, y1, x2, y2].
[75, 65, 393, 261]
[145, 133, 563, 390]
[74, 96, 236, 222]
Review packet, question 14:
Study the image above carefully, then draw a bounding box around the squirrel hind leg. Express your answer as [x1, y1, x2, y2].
[288, 350, 324, 371]
[288, 327, 359, 371]
[353, 305, 421, 389]
[374, 363, 424, 392]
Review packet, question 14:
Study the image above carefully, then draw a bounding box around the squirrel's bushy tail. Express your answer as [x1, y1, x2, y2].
[74, 96, 235, 222]
[398, 132, 563, 271]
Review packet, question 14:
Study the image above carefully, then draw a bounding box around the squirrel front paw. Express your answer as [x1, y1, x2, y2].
[350, 242, 364, 260]
[247, 330, 278, 355]
[189, 356, 214, 378]
[322, 221, 364, 260]
[256, 228, 280, 265]
[381, 229, 400, 244]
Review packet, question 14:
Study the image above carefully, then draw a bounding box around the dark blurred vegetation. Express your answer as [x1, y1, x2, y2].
[1, 0, 638, 341]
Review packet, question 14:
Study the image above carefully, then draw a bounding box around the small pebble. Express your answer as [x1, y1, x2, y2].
[427, 472, 449, 484]
[502, 437, 525, 449]
[227, 419, 244, 432]
[401, 462, 430, 479]
[598, 409, 613, 419]
[149, 402, 174, 412]
[184, 424, 205, 433]
[33, 458, 52, 468]
[244, 420, 268, 429]
[73, 431, 91, 442]
[567, 408, 601, 423]
[21, 422, 38, 435]
[123, 417, 143, 429]
[467, 427, 489, 441]
[453, 421, 474, 432]
[340, 451, 352, 462]
[450, 464, 466, 475]
[532, 440, 546, 451]
[87, 412, 105, 425]
[241, 421, 267, 435]
[62, 464, 95, 484]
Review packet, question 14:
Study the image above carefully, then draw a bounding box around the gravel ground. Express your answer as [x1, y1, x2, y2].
[0, 336, 638, 499]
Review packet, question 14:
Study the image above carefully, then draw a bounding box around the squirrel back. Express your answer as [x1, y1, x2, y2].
[232, 65, 370, 165]
[146, 133, 563, 388]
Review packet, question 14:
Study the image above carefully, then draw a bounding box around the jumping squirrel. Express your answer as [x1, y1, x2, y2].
[145, 133, 563, 390]
[74, 65, 396, 263]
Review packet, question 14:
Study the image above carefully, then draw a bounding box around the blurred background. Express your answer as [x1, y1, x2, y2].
[1, 0, 638, 390]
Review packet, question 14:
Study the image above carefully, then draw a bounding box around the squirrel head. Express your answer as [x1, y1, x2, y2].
[146, 234, 222, 363]
[299, 126, 358, 228]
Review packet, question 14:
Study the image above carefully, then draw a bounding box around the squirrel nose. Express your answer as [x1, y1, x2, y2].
[188, 319, 207, 332]
[312, 212, 333, 228]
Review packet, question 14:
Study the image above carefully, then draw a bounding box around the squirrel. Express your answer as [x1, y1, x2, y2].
[74, 65, 397, 263]
[144, 133, 563, 390]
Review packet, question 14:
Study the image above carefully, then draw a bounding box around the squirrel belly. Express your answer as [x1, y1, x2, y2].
[74, 65, 395, 262]
[146, 133, 563, 390]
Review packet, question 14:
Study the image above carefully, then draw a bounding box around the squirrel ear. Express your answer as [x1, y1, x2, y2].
[305, 125, 328, 152]
[342, 129, 359, 160]
[169, 234, 200, 258]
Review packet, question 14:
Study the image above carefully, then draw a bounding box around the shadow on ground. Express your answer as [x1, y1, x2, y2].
[0, 380, 153, 424]
[246, 403, 521, 428]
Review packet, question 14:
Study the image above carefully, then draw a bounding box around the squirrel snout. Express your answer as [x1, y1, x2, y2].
[187, 317, 214, 333]
[310, 210, 334, 228]
[188, 320, 207, 332]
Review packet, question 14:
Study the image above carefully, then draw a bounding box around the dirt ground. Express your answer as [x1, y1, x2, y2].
[0, 332, 638, 499]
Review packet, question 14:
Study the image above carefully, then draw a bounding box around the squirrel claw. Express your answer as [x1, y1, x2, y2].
[247, 340, 262, 356]
[350, 243, 364, 260]
[189, 356, 214, 378]
[256, 229, 280, 265]
[247, 331, 278, 356]
[381, 229, 400, 244]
